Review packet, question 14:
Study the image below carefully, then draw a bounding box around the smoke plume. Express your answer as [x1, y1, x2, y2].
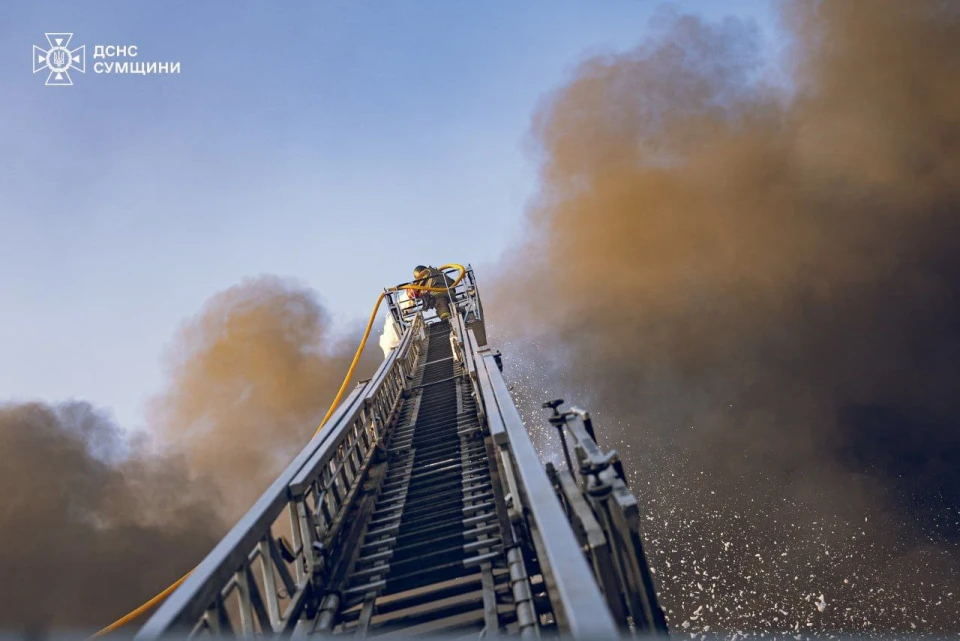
[0, 277, 378, 630]
[0, 401, 222, 631]
[150, 276, 379, 518]
[495, 0, 960, 634]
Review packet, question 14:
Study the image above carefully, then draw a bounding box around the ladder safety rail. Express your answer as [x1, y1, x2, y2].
[456, 327, 620, 638]
[136, 315, 426, 639]
[452, 313, 667, 636]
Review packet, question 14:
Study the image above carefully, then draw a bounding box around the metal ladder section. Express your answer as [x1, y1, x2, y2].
[328, 321, 515, 637]
[132, 270, 658, 640]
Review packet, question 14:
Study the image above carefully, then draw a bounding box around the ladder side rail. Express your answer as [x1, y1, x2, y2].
[289, 313, 423, 495]
[455, 266, 481, 319]
[384, 289, 407, 330]
[453, 316, 476, 389]
[460, 325, 505, 446]
[134, 381, 368, 638]
[288, 313, 424, 555]
[471, 350, 620, 639]
[465, 264, 485, 324]
[136, 316, 425, 639]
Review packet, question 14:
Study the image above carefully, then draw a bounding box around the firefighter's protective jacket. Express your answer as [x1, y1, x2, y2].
[414, 267, 454, 293]
[414, 267, 455, 319]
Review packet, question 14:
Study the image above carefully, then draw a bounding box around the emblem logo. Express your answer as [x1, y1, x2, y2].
[33, 33, 85, 86]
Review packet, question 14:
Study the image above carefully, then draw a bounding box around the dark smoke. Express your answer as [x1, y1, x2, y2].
[0, 277, 378, 630]
[0, 401, 222, 631]
[494, 0, 960, 635]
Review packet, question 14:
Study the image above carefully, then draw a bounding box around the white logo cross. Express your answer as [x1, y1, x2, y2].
[33, 33, 85, 86]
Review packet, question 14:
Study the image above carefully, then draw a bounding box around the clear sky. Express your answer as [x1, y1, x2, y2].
[0, 1, 777, 429]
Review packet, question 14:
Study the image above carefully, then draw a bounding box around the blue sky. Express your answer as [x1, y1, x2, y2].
[0, 1, 778, 430]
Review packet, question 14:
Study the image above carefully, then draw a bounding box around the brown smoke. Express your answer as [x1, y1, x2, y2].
[0, 401, 222, 631]
[494, 0, 960, 634]
[150, 276, 380, 519]
[0, 277, 379, 630]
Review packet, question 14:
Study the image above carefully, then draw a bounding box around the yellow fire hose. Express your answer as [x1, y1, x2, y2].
[91, 264, 465, 638]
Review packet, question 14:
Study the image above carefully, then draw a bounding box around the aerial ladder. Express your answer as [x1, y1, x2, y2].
[133, 265, 668, 639]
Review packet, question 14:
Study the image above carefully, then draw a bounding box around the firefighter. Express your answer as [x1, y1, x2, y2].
[411, 265, 455, 320]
